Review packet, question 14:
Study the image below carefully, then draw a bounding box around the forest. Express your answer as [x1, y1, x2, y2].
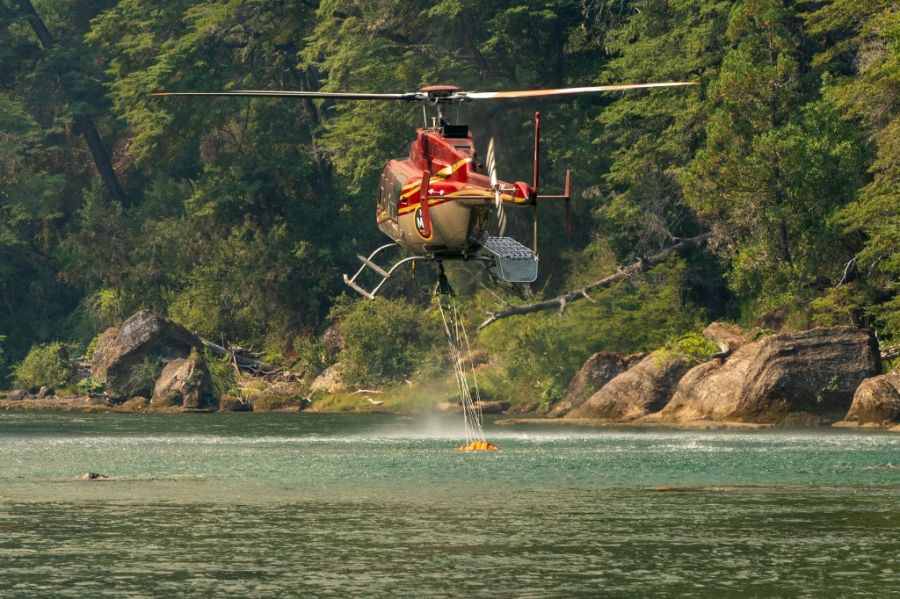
[0, 0, 897, 406]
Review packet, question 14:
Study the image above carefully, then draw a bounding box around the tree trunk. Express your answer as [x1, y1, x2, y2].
[778, 218, 792, 264]
[14, 0, 129, 207]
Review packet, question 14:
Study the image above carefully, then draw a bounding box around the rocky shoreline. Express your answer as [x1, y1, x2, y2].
[543, 323, 900, 432]
[2, 311, 898, 430]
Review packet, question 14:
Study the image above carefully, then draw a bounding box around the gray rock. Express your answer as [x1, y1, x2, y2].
[5, 389, 27, 401]
[91, 310, 203, 399]
[566, 351, 694, 420]
[150, 357, 212, 409]
[310, 362, 346, 394]
[838, 371, 900, 427]
[659, 327, 881, 425]
[548, 352, 631, 417]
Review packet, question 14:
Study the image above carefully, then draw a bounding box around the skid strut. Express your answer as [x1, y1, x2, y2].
[342, 243, 428, 299]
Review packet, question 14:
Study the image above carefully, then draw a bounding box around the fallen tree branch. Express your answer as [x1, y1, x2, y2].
[200, 338, 284, 377]
[478, 234, 711, 330]
[882, 345, 900, 362]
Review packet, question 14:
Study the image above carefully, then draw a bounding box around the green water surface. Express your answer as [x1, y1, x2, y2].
[1, 412, 898, 597]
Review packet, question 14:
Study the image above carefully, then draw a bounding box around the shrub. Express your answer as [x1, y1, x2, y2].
[338, 297, 438, 387]
[76, 377, 104, 395]
[14, 342, 73, 389]
[204, 349, 239, 398]
[292, 336, 335, 381]
[665, 332, 720, 361]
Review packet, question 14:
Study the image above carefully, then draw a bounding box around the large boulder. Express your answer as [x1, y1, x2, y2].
[548, 352, 631, 417]
[566, 351, 694, 421]
[91, 310, 203, 399]
[310, 362, 346, 394]
[837, 371, 900, 427]
[658, 327, 881, 425]
[150, 358, 212, 409]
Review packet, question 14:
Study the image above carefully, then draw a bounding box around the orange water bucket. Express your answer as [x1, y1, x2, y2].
[455, 441, 500, 452]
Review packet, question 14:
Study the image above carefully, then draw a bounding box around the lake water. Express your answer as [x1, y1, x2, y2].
[1, 412, 898, 597]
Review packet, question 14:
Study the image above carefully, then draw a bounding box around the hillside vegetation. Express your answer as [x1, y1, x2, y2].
[0, 0, 896, 403]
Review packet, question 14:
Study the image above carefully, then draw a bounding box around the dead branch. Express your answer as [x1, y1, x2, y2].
[478, 234, 711, 330]
[200, 338, 293, 380]
[837, 257, 857, 286]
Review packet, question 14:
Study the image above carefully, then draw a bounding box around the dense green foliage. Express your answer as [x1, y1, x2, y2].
[338, 297, 438, 387]
[203, 348, 239, 399]
[0, 1, 896, 398]
[479, 257, 707, 405]
[14, 341, 72, 389]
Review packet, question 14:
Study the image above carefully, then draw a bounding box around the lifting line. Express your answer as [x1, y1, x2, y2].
[434, 264, 498, 451]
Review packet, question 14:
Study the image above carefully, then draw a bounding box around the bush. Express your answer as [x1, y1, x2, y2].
[204, 349, 239, 398]
[76, 377, 104, 395]
[292, 336, 336, 381]
[338, 297, 438, 387]
[665, 332, 719, 361]
[14, 342, 73, 389]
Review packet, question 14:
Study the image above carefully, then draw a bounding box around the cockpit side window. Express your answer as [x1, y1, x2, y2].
[389, 175, 402, 221]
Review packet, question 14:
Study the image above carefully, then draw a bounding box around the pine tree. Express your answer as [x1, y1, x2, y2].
[806, 0, 900, 340]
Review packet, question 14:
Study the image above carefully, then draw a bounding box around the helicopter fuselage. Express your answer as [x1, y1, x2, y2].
[376, 126, 532, 257]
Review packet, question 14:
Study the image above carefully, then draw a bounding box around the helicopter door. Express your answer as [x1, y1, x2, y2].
[380, 167, 404, 223]
[389, 176, 401, 221]
[377, 170, 400, 223]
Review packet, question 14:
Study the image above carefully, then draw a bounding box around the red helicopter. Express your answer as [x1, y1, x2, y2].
[153, 81, 694, 298]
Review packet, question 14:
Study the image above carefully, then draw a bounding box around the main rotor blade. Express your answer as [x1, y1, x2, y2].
[459, 81, 696, 100]
[150, 90, 420, 101]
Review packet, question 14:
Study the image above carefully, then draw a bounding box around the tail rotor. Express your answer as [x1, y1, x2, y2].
[486, 137, 506, 237]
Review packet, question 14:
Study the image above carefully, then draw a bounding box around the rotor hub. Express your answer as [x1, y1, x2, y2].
[418, 85, 461, 104]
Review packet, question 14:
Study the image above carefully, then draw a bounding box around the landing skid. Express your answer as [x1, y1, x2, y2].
[342, 243, 428, 300]
[343, 237, 538, 299]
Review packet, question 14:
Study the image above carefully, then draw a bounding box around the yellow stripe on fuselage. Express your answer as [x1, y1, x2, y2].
[434, 156, 472, 178]
[396, 189, 525, 215]
[399, 157, 473, 200]
[398, 197, 452, 215]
